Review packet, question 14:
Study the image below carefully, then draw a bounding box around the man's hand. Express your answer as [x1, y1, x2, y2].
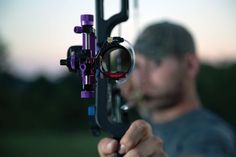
[98, 120, 167, 157]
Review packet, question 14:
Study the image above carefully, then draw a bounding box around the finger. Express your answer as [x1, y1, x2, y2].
[119, 120, 152, 154]
[98, 138, 119, 157]
[124, 137, 165, 157]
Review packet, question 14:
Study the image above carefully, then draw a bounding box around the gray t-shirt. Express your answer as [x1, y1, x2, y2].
[151, 107, 235, 157]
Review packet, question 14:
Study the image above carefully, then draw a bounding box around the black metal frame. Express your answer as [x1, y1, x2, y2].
[95, 0, 130, 140]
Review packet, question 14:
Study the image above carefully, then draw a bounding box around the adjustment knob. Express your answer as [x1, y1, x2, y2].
[60, 59, 67, 66]
[74, 26, 82, 34]
[81, 14, 94, 26]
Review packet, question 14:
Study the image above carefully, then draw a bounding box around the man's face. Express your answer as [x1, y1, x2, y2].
[121, 53, 187, 116]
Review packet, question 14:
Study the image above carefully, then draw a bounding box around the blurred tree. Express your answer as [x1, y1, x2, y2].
[0, 34, 235, 131]
[0, 36, 8, 72]
[197, 63, 236, 128]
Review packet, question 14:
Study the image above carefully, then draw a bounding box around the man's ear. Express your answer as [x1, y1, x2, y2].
[185, 53, 199, 80]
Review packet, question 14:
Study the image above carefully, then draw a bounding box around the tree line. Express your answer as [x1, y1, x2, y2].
[0, 62, 236, 131]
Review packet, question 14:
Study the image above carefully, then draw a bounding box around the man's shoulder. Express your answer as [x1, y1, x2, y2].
[152, 107, 236, 157]
[182, 107, 234, 141]
[186, 107, 234, 133]
[181, 108, 236, 157]
[154, 107, 234, 137]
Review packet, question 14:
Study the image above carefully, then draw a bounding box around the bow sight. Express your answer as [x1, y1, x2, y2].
[60, 0, 134, 142]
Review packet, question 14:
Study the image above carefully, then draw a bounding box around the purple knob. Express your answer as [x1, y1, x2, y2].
[74, 26, 82, 33]
[81, 90, 95, 98]
[81, 14, 94, 26]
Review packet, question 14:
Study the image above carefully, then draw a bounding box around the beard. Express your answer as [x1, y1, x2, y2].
[136, 76, 185, 119]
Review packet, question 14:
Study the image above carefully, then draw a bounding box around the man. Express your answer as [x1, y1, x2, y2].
[98, 22, 235, 157]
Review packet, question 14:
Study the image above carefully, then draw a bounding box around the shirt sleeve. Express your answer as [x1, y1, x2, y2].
[180, 127, 236, 157]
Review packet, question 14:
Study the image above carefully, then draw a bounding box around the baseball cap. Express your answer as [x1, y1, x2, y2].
[134, 21, 195, 61]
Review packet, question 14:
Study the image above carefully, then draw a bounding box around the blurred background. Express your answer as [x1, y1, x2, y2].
[0, 0, 235, 156]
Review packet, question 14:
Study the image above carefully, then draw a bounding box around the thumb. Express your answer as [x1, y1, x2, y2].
[98, 138, 119, 157]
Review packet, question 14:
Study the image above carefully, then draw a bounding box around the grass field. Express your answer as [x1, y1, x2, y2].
[1, 131, 106, 157]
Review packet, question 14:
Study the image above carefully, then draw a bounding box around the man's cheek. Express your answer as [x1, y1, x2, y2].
[131, 73, 142, 88]
[149, 74, 161, 87]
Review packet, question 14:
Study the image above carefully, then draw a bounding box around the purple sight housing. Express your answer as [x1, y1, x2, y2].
[74, 14, 96, 99]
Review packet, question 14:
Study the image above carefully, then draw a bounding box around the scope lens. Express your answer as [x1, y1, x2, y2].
[99, 38, 135, 85]
[101, 46, 131, 79]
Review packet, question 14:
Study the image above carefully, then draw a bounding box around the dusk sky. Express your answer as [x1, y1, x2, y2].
[0, 0, 235, 79]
